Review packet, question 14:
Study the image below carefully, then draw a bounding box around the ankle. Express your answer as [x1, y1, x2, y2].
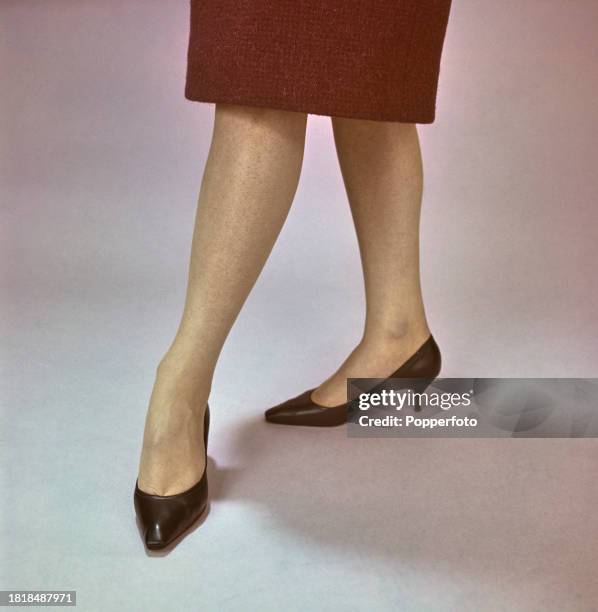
[154, 354, 213, 407]
[158, 347, 214, 379]
[360, 323, 430, 355]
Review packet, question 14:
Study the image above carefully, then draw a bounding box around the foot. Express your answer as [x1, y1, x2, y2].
[309, 328, 431, 407]
[137, 357, 210, 496]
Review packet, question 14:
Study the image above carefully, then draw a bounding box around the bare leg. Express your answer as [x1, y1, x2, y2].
[310, 118, 431, 407]
[138, 103, 307, 495]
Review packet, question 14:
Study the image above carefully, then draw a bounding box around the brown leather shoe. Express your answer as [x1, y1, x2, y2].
[264, 334, 441, 427]
[134, 404, 210, 551]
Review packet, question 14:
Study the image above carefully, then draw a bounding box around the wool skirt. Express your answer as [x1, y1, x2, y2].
[184, 0, 452, 123]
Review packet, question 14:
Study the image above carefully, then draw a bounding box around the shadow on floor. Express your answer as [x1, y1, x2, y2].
[204, 410, 598, 607]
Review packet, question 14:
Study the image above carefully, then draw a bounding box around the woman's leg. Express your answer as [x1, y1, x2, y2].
[310, 118, 431, 407]
[138, 103, 307, 495]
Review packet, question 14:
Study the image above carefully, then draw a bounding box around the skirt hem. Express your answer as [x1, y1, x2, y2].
[184, 88, 436, 124]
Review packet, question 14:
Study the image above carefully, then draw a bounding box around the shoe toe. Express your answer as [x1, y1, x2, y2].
[264, 389, 314, 423]
[264, 406, 295, 423]
[144, 522, 167, 549]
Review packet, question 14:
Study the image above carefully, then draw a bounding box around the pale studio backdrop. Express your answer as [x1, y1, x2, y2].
[2, 1, 598, 611]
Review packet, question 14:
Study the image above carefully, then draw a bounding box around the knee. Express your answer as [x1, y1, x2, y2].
[215, 102, 307, 133]
[332, 115, 416, 134]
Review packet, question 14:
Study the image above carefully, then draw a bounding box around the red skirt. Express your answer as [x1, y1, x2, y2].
[184, 0, 452, 123]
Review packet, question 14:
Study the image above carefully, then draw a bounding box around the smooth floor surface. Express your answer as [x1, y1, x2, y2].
[2, 1, 598, 611]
